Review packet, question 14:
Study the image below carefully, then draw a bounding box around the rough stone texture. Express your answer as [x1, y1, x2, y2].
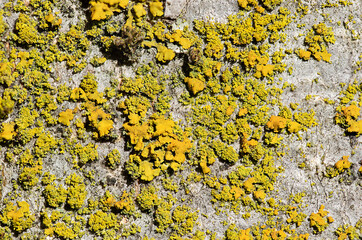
[0, 0, 361, 239]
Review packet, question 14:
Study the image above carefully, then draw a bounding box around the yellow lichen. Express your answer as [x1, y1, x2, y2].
[156, 45, 175, 63]
[58, 109, 74, 126]
[266, 116, 287, 132]
[184, 77, 205, 95]
[0, 122, 16, 140]
[133, 3, 147, 18]
[149, 1, 163, 17]
[334, 156, 351, 172]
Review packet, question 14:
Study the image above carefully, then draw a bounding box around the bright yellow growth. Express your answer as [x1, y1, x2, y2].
[123, 122, 151, 151]
[153, 117, 175, 136]
[309, 205, 331, 233]
[0, 122, 16, 140]
[267, 116, 287, 132]
[167, 30, 193, 49]
[184, 77, 205, 95]
[133, 3, 147, 18]
[334, 156, 351, 172]
[342, 105, 360, 120]
[314, 50, 332, 62]
[149, 1, 164, 17]
[156, 45, 175, 63]
[90, 0, 128, 21]
[1, 201, 35, 232]
[287, 121, 301, 133]
[58, 109, 74, 126]
[139, 160, 161, 181]
[97, 119, 114, 137]
[298, 49, 312, 60]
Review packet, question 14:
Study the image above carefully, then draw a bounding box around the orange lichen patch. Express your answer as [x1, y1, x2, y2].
[238, 108, 248, 117]
[3, 201, 35, 232]
[90, 1, 113, 21]
[156, 45, 175, 63]
[159, 135, 193, 169]
[253, 190, 266, 202]
[58, 109, 74, 126]
[0, 122, 16, 140]
[238, 0, 249, 8]
[103, 0, 128, 8]
[244, 50, 259, 68]
[342, 105, 360, 121]
[141, 142, 165, 163]
[287, 121, 301, 133]
[346, 120, 362, 136]
[139, 160, 161, 181]
[314, 50, 331, 62]
[90, 0, 128, 21]
[309, 205, 331, 233]
[334, 156, 351, 172]
[327, 216, 334, 223]
[149, 1, 163, 17]
[226, 225, 253, 240]
[45, 13, 62, 26]
[262, 228, 287, 239]
[241, 138, 259, 156]
[298, 49, 312, 60]
[226, 105, 235, 116]
[152, 117, 175, 137]
[128, 113, 141, 125]
[254, 64, 275, 78]
[184, 77, 205, 95]
[230, 186, 245, 199]
[87, 91, 107, 104]
[266, 116, 287, 132]
[97, 119, 114, 137]
[243, 177, 256, 193]
[123, 122, 151, 151]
